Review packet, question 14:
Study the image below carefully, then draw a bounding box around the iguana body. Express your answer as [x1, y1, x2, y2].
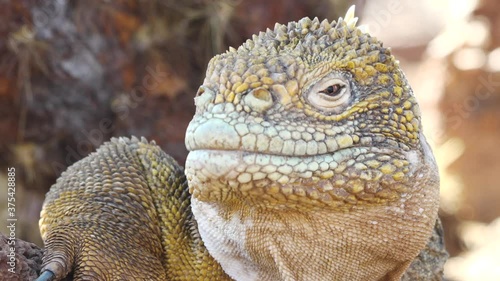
[37, 7, 443, 281]
[39, 137, 228, 280]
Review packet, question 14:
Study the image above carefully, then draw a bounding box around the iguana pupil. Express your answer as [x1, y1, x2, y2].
[321, 84, 344, 96]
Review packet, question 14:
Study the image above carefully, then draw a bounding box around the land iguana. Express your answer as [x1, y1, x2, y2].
[35, 6, 446, 281]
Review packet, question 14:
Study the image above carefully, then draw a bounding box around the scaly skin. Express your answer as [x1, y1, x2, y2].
[38, 137, 229, 280]
[184, 10, 439, 281]
[37, 7, 443, 281]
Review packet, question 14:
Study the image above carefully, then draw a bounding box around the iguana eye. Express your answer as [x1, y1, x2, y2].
[305, 77, 351, 113]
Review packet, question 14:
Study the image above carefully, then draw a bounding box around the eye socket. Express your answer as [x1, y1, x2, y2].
[305, 76, 351, 113]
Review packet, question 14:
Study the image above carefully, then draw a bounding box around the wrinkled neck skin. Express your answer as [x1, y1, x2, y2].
[186, 135, 440, 281]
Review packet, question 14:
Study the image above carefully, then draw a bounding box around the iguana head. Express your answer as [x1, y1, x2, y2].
[184, 6, 439, 280]
[185, 7, 435, 209]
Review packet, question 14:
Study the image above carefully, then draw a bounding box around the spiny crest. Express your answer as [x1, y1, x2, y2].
[205, 5, 399, 93]
[233, 5, 380, 56]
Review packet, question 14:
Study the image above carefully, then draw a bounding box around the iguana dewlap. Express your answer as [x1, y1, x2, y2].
[36, 6, 441, 281]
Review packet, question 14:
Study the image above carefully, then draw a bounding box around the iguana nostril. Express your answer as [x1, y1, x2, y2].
[196, 87, 205, 97]
[194, 87, 215, 108]
[243, 87, 273, 112]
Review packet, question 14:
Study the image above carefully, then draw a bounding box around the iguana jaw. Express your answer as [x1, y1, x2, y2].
[185, 109, 429, 210]
[185, 146, 421, 210]
[185, 124, 439, 280]
[185, 137, 439, 281]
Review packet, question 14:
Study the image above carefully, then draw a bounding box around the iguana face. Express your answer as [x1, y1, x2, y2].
[184, 8, 439, 281]
[185, 13, 428, 208]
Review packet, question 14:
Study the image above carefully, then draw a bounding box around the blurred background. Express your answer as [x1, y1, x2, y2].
[0, 0, 499, 280]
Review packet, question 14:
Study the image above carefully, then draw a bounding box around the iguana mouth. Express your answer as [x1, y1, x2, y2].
[185, 112, 363, 158]
[185, 146, 416, 209]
